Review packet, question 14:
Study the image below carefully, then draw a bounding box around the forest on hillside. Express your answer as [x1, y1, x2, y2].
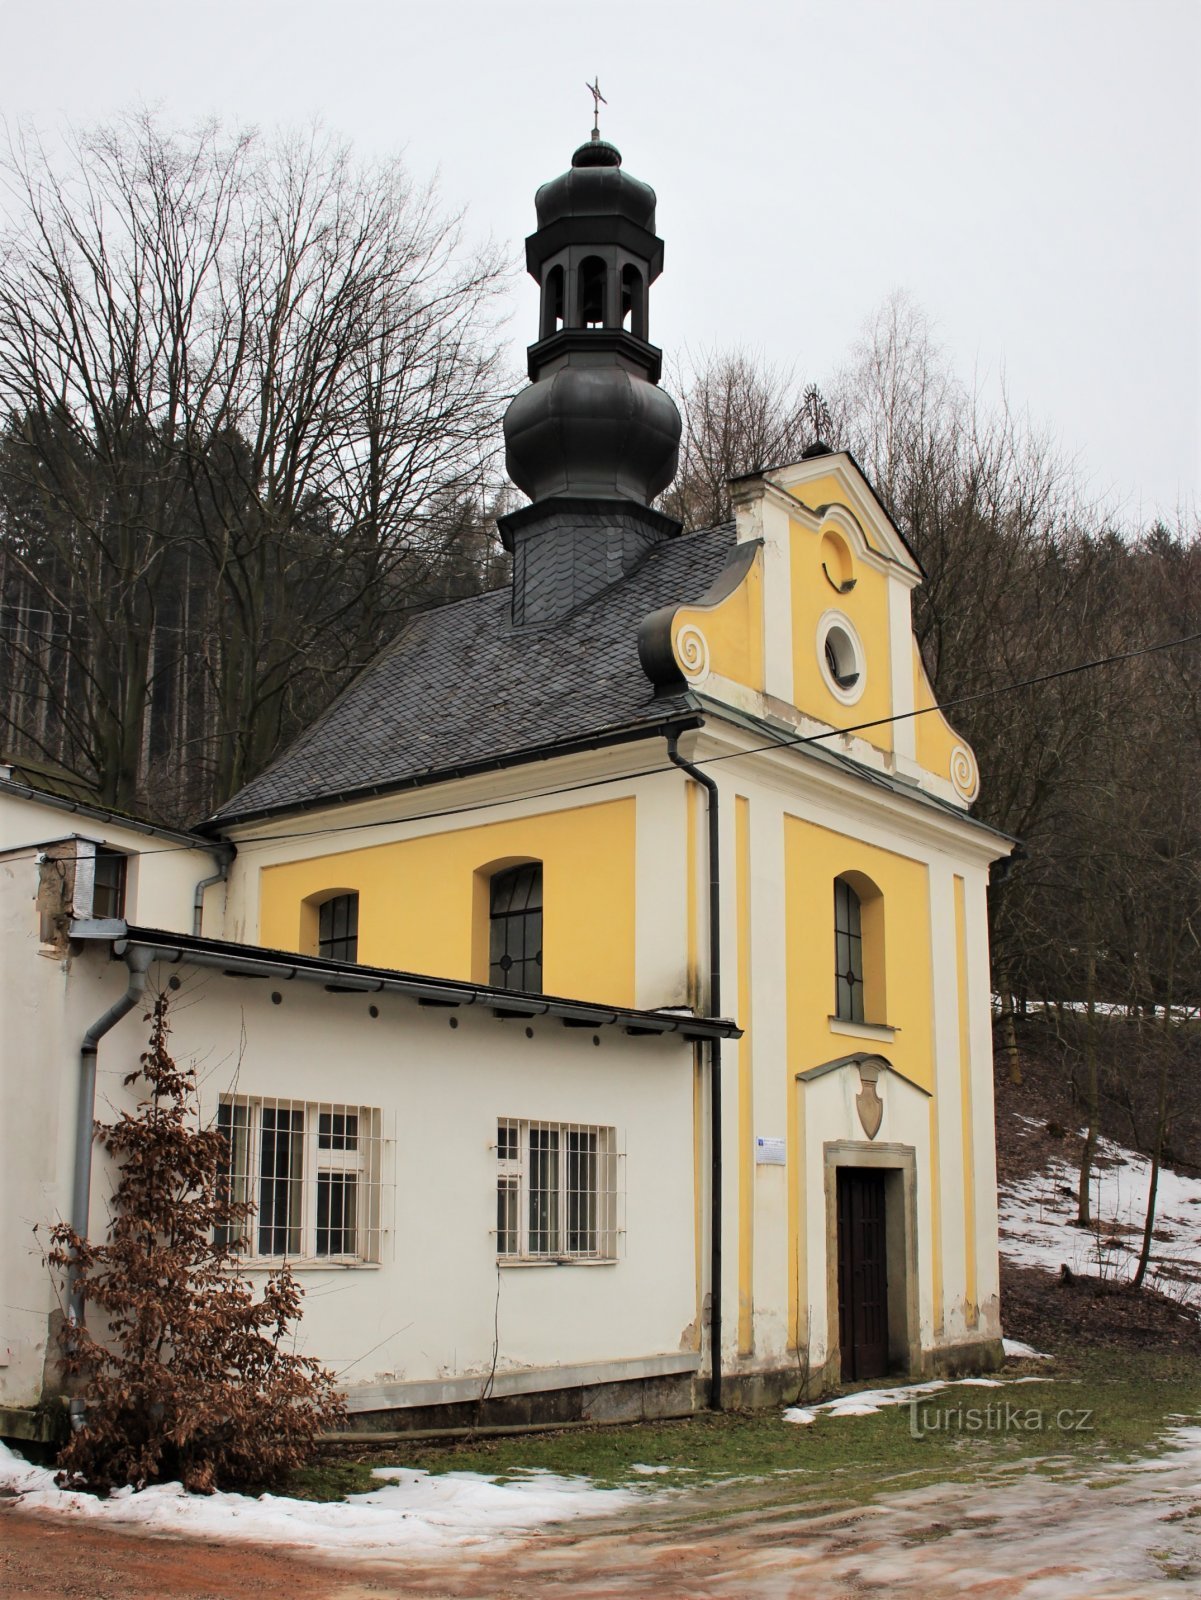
[2, 117, 1199, 1081]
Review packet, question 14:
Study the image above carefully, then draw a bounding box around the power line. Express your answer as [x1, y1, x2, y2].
[87, 622, 1201, 857]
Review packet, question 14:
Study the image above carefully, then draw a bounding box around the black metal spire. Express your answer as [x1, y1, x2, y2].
[499, 126, 682, 625]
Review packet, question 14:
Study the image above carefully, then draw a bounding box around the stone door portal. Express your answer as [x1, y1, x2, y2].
[836, 1167, 889, 1381]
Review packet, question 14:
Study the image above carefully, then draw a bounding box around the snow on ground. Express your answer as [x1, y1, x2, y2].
[782, 1374, 1044, 1426]
[1002, 1337, 1051, 1359]
[999, 1121, 1201, 1302]
[0, 1441, 643, 1556]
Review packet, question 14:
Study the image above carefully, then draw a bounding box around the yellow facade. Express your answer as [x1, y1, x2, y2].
[258, 798, 637, 1005]
[782, 815, 934, 1090]
[782, 813, 938, 1347]
[238, 448, 1003, 1387]
[784, 483, 895, 755]
[669, 546, 766, 691]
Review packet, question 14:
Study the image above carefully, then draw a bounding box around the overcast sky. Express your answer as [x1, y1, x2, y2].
[3, 0, 1197, 523]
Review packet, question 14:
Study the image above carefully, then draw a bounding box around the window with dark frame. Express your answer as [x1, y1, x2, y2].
[489, 864, 542, 992]
[318, 893, 359, 962]
[92, 848, 127, 919]
[834, 877, 865, 1023]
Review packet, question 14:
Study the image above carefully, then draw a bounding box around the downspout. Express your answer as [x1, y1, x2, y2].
[68, 944, 154, 1422]
[666, 732, 723, 1411]
[193, 843, 235, 937]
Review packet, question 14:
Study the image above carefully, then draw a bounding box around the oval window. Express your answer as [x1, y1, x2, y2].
[817, 612, 866, 704]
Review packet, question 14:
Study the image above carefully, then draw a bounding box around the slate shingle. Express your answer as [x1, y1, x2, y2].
[212, 523, 736, 824]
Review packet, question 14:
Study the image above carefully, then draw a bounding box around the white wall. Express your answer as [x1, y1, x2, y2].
[1, 931, 699, 1412]
[0, 787, 214, 934]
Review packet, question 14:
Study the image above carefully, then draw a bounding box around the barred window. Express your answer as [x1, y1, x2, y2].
[489, 865, 542, 992]
[318, 894, 359, 962]
[215, 1097, 385, 1262]
[496, 1119, 620, 1261]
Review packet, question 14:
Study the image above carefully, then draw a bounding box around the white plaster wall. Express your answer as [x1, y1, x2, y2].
[3, 935, 698, 1411]
[0, 789, 212, 934]
[966, 865, 1003, 1335]
[0, 853, 84, 1406]
[798, 1068, 937, 1363]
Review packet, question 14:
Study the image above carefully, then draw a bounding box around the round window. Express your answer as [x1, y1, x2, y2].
[817, 612, 865, 704]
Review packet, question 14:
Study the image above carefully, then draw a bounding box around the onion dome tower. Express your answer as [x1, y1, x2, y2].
[500, 127, 682, 625]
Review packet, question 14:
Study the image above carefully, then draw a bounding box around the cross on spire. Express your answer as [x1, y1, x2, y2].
[585, 77, 607, 140]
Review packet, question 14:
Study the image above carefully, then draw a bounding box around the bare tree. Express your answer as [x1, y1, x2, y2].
[0, 113, 512, 819]
[661, 349, 819, 530]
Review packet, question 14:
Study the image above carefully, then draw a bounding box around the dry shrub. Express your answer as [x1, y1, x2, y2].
[49, 993, 346, 1493]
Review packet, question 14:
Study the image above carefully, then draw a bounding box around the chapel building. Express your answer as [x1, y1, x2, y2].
[0, 129, 1009, 1438]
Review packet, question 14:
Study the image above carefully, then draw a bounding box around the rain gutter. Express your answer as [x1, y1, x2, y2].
[665, 731, 724, 1411]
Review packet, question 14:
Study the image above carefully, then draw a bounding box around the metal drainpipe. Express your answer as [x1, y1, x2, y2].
[193, 844, 235, 937]
[665, 732, 723, 1411]
[67, 945, 154, 1423]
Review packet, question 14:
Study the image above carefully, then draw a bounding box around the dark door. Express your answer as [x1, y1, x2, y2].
[837, 1168, 889, 1381]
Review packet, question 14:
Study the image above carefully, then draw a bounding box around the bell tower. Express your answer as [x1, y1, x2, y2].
[500, 125, 682, 625]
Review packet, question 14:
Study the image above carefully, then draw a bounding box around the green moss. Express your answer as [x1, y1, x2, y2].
[285, 1459, 378, 1501]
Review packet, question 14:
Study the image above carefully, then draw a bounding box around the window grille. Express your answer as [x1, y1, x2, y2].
[495, 1119, 620, 1261]
[489, 864, 542, 992]
[834, 877, 865, 1023]
[318, 894, 359, 962]
[215, 1097, 388, 1262]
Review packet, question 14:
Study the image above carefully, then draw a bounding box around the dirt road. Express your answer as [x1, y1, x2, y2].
[5, 1430, 1200, 1600]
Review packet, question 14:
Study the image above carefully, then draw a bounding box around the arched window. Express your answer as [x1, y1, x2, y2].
[540, 264, 565, 338]
[834, 877, 864, 1023]
[621, 263, 646, 339]
[318, 892, 359, 963]
[578, 256, 607, 328]
[489, 864, 542, 992]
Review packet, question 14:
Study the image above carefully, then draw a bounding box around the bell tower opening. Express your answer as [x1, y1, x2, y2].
[578, 256, 607, 328]
[539, 263, 565, 339]
[621, 263, 646, 339]
[499, 126, 683, 624]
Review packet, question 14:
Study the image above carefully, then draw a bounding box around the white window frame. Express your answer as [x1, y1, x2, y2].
[495, 1118, 621, 1263]
[216, 1096, 386, 1265]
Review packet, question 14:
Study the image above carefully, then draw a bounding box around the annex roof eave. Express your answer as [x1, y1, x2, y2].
[69, 921, 741, 1044]
[0, 777, 217, 851]
[201, 710, 704, 836]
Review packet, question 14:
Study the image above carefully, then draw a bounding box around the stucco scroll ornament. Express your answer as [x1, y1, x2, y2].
[949, 743, 980, 804]
[674, 624, 711, 684]
[856, 1060, 884, 1140]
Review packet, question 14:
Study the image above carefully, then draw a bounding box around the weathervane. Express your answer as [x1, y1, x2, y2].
[585, 77, 607, 140]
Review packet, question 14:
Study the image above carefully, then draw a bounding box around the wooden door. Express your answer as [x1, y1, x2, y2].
[836, 1168, 889, 1381]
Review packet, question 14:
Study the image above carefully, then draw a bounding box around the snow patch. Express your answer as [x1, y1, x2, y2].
[0, 1441, 643, 1554]
[781, 1375, 1046, 1424]
[1003, 1337, 1052, 1360]
[999, 1128, 1201, 1302]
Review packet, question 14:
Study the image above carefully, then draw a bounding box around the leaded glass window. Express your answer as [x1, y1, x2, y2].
[489, 864, 542, 992]
[318, 893, 359, 962]
[834, 877, 865, 1023]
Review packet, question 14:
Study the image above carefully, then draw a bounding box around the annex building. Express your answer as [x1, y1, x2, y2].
[1, 128, 1010, 1439]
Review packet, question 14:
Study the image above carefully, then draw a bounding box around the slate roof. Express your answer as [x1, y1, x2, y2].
[210, 522, 737, 826]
